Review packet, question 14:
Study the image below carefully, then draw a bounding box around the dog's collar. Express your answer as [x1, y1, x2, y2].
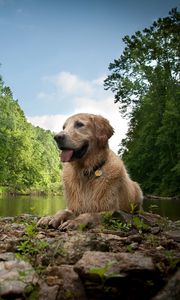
[83, 160, 106, 178]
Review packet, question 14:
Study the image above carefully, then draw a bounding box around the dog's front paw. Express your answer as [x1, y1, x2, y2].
[59, 219, 81, 231]
[37, 209, 73, 229]
[37, 216, 52, 227]
[58, 213, 101, 231]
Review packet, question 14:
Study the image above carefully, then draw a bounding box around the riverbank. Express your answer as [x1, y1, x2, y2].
[0, 211, 179, 300]
[0, 182, 62, 197]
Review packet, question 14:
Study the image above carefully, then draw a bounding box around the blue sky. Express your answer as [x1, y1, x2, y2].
[0, 0, 179, 151]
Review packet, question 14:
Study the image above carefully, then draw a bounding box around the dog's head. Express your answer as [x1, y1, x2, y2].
[54, 113, 114, 162]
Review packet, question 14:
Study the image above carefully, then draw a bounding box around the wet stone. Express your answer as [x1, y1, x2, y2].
[165, 230, 180, 242]
[0, 256, 38, 298]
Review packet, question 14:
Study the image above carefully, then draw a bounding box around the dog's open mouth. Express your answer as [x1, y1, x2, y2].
[60, 143, 89, 162]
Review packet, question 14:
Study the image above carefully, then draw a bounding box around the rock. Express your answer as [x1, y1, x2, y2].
[126, 233, 143, 244]
[156, 246, 164, 251]
[39, 265, 86, 300]
[152, 269, 180, 300]
[0, 255, 38, 298]
[112, 210, 134, 223]
[165, 230, 180, 242]
[75, 251, 154, 276]
[139, 212, 163, 227]
[0, 213, 179, 300]
[0, 252, 16, 261]
[150, 227, 160, 235]
[74, 251, 157, 300]
[63, 232, 110, 263]
[129, 242, 139, 250]
[38, 282, 59, 300]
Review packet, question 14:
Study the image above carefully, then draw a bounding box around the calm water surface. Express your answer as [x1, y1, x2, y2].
[0, 195, 66, 217]
[143, 198, 180, 221]
[0, 195, 179, 221]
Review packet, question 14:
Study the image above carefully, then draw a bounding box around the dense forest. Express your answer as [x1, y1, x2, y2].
[0, 77, 61, 194]
[105, 8, 180, 197]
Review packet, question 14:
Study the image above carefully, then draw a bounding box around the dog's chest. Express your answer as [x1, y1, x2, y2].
[73, 177, 104, 212]
[74, 171, 104, 192]
[64, 168, 106, 199]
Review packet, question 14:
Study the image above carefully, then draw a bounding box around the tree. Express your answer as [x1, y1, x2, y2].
[104, 8, 180, 196]
[0, 77, 61, 193]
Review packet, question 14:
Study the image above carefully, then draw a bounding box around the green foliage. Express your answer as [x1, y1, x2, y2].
[164, 250, 180, 270]
[132, 216, 150, 232]
[78, 223, 88, 231]
[89, 260, 125, 289]
[104, 8, 180, 196]
[24, 223, 37, 237]
[64, 290, 74, 300]
[16, 221, 67, 272]
[0, 77, 61, 193]
[89, 261, 116, 281]
[130, 203, 138, 214]
[126, 244, 134, 253]
[101, 212, 131, 231]
[145, 234, 159, 247]
[16, 222, 49, 269]
[24, 284, 39, 300]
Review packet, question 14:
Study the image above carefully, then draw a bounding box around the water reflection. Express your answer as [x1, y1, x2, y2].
[0, 195, 66, 217]
[143, 198, 180, 221]
[0, 195, 179, 221]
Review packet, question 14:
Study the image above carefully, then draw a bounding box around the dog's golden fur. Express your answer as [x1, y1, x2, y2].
[38, 113, 143, 230]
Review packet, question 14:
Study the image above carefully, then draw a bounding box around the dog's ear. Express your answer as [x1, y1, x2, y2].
[93, 115, 114, 146]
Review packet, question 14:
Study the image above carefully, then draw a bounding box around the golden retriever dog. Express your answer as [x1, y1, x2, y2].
[38, 113, 143, 230]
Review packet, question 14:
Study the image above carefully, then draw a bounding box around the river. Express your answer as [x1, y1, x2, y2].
[0, 195, 179, 221]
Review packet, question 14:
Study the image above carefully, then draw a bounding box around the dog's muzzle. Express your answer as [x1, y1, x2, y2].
[54, 133, 89, 162]
[54, 132, 66, 147]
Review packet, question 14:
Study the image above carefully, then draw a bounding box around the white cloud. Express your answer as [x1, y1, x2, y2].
[92, 75, 106, 85]
[28, 71, 128, 153]
[27, 114, 67, 133]
[43, 71, 93, 97]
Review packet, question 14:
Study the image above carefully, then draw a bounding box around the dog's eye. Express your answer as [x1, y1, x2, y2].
[75, 121, 84, 129]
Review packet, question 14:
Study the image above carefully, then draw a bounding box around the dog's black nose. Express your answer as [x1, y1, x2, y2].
[54, 133, 65, 144]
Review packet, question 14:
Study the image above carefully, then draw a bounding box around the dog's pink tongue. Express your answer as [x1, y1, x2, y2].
[61, 149, 74, 162]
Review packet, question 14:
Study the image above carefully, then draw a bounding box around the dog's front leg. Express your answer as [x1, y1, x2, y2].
[37, 209, 74, 228]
